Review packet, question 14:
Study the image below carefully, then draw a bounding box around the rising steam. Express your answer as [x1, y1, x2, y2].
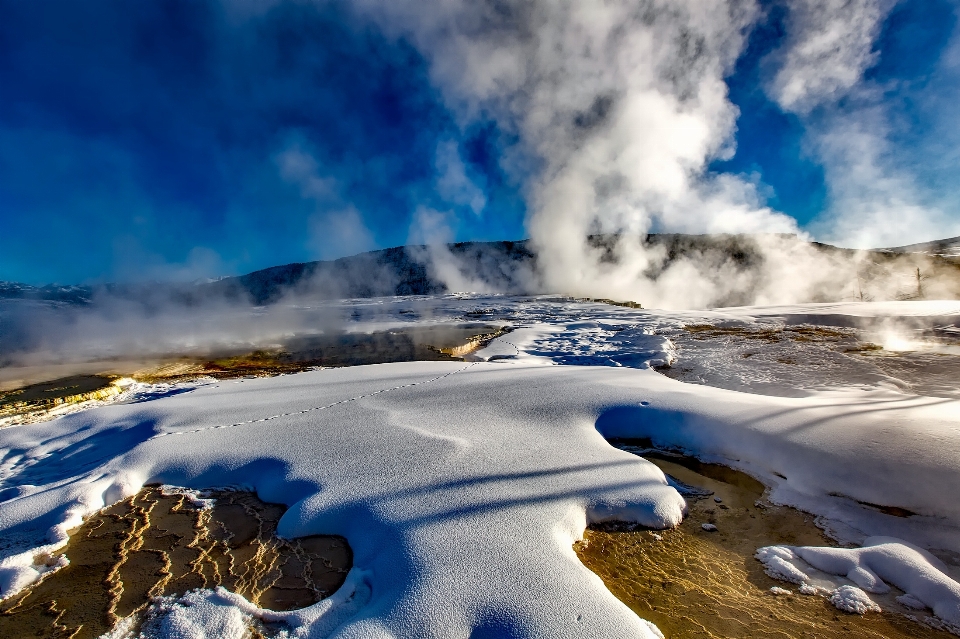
[355, 0, 958, 308]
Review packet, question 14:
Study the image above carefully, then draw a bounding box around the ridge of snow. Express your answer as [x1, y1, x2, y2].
[758, 537, 960, 626]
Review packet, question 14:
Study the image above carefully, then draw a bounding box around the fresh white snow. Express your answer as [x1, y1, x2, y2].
[830, 585, 882, 615]
[758, 537, 960, 625]
[1, 297, 960, 637]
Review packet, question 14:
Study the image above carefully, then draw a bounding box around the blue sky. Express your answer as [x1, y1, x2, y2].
[1, 0, 958, 285]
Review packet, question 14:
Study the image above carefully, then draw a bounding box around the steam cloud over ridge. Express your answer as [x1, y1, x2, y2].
[346, 0, 959, 307]
[2, 0, 960, 366]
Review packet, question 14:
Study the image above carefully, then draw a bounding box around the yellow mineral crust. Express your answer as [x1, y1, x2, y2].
[576, 456, 956, 638]
[0, 486, 351, 639]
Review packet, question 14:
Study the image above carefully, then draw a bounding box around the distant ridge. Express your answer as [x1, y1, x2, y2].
[3, 234, 959, 306]
[0, 241, 535, 306]
[210, 241, 535, 305]
[880, 236, 960, 258]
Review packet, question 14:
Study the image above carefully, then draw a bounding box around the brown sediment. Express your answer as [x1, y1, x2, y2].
[844, 342, 885, 353]
[682, 323, 851, 342]
[0, 487, 351, 639]
[576, 450, 955, 639]
[575, 297, 644, 309]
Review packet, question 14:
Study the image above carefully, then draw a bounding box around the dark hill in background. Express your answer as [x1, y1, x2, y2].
[210, 241, 535, 305]
[2, 235, 959, 306]
[0, 241, 536, 307]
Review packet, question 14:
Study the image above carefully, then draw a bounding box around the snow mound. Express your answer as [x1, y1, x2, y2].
[755, 547, 810, 584]
[758, 537, 960, 625]
[830, 585, 881, 614]
[108, 570, 372, 639]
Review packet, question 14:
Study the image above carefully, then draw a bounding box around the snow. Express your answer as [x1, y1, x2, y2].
[830, 585, 882, 614]
[898, 593, 928, 609]
[158, 484, 215, 510]
[1, 361, 688, 637]
[1, 297, 959, 637]
[104, 573, 375, 639]
[474, 321, 676, 368]
[758, 537, 960, 625]
[719, 300, 960, 322]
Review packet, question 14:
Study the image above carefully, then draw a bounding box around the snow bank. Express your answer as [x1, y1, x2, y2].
[593, 374, 960, 551]
[1, 362, 687, 637]
[757, 537, 960, 626]
[758, 537, 960, 624]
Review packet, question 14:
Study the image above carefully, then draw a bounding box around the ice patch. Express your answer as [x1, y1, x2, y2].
[897, 593, 928, 610]
[475, 320, 677, 369]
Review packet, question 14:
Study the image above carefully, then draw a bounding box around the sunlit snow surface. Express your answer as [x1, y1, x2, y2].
[2, 295, 960, 638]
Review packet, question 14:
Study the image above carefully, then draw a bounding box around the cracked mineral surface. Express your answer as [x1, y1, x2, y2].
[0, 486, 351, 639]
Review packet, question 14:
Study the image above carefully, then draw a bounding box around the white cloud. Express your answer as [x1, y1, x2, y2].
[112, 239, 227, 283]
[309, 205, 376, 261]
[275, 141, 376, 260]
[768, 0, 960, 248]
[769, 0, 890, 114]
[407, 206, 494, 293]
[434, 139, 486, 215]
[275, 144, 338, 202]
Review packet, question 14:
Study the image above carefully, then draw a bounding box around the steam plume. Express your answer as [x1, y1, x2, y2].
[349, 0, 959, 307]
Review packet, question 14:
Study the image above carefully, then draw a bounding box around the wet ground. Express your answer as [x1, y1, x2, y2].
[0, 375, 116, 405]
[576, 442, 956, 638]
[0, 323, 504, 422]
[657, 322, 960, 399]
[0, 487, 351, 639]
[0, 375, 122, 423]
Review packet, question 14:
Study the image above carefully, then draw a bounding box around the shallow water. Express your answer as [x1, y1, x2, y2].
[0, 324, 504, 423]
[658, 322, 960, 399]
[576, 449, 956, 638]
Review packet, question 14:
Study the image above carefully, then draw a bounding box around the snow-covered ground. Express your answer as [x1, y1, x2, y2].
[2, 295, 960, 637]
